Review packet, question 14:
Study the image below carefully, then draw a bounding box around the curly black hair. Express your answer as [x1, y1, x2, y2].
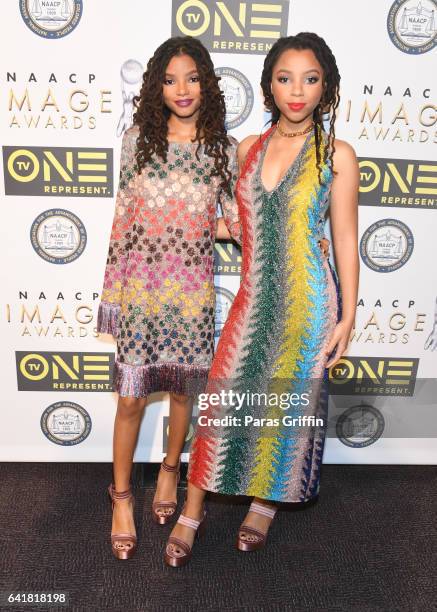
[133, 36, 233, 196]
[261, 32, 340, 182]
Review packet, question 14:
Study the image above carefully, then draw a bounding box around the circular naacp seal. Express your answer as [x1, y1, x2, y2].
[30, 208, 87, 264]
[215, 67, 254, 130]
[387, 0, 437, 54]
[41, 401, 91, 446]
[215, 286, 235, 338]
[20, 0, 83, 39]
[360, 218, 414, 273]
[336, 404, 385, 448]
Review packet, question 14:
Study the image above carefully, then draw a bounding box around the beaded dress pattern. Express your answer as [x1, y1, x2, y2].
[188, 125, 342, 503]
[97, 126, 241, 397]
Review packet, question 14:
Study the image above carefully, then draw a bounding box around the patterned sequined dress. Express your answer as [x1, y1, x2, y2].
[97, 126, 240, 397]
[188, 125, 342, 503]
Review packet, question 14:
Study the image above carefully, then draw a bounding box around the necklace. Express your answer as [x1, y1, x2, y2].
[276, 121, 314, 138]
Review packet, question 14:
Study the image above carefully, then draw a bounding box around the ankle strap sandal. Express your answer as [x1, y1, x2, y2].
[237, 500, 277, 552]
[164, 506, 207, 568]
[107, 484, 137, 560]
[151, 458, 181, 525]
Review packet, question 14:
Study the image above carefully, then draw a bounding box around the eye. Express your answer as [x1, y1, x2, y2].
[189, 75, 200, 83]
[163, 78, 174, 86]
[277, 76, 289, 83]
[305, 76, 319, 84]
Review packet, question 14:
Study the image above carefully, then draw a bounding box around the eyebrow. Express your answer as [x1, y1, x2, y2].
[164, 69, 199, 77]
[276, 68, 321, 74]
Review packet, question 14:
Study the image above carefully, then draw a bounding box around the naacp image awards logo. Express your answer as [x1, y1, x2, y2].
[360, 218, 414, 273]
[215, 67, 254, 130]
[387, 0, 437, 54]
[40, 401, 91, 446]
[30, 208, 87, 264]
[336, 404, 385, 448]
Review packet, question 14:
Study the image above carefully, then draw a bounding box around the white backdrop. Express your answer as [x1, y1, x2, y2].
[1, 0, 436, 462]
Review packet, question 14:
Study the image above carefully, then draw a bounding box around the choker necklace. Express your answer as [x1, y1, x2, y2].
[276, 121, 314, 138]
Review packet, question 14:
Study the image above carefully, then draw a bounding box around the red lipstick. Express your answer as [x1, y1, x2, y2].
[288, 103, 306, 111]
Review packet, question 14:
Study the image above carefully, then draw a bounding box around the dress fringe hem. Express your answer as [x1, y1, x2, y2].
[114, 360, 209, 397]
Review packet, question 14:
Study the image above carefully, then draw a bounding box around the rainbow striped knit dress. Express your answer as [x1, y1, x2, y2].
[187, 125, 342, 503]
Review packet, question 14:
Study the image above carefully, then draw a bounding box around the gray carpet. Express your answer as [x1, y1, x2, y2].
[0, 463, 435, 612]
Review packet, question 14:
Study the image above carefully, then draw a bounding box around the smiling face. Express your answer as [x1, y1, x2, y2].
[162, 53, 201, 119]
[270, 48, 324, 125]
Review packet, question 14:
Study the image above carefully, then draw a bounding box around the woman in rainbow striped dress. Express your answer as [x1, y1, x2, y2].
[164, 33, 360, 567]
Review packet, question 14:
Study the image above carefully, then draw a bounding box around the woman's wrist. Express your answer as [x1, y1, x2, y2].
[339, 315, 355, 327]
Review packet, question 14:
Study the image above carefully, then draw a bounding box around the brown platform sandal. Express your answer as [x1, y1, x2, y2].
[151, 458, 181, 525]
[107, 484, 137, 560]
[164, 507, 207, 567]
[236, 500, 277, 552]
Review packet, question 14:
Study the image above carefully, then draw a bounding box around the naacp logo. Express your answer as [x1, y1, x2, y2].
[360, 218, 414, 273]
[215, 67, 254, 130]
[41, 401, 91, 446]
[30, 208, 87, 264]
[215, 286, 235, 338]
[336, 404, 385, 448]
[20, 0, 83, 39]
[387, 0, 437, 54]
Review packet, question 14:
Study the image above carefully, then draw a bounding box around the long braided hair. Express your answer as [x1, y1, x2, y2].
[261, 32, 340, 183]
[133, 36, 233, 196]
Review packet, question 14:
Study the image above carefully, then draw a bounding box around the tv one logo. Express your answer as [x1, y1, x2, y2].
[214, 241, 242, 275]
[171, 0, 289, 54]
[16, 351, 114, 391]
[328, 356, 418, 396]
[358, 157, 437, 209]
[2, 146, 113, 197]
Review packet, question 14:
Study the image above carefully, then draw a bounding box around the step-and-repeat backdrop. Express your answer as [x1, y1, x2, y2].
[1, 1, 436, 462]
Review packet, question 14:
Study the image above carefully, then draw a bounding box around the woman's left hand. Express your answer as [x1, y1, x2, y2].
[324, 319, 353, 369]
[319, 237, 330, 258]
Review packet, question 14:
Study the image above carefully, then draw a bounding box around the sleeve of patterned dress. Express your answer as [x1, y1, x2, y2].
[219, 137, 242, 245]
[97, 127, 138, 335]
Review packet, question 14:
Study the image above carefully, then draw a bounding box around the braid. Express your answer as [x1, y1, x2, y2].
[132, 36, 233, 196]
[261, 32, 341, 184]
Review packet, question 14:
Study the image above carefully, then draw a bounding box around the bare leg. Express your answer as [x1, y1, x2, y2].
[112, 395, 147, 545]
[153, 392, 193, 519]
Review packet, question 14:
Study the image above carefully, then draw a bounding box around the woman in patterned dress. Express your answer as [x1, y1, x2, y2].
[165, 33, 359, 567]
[97, 37, 242, 559]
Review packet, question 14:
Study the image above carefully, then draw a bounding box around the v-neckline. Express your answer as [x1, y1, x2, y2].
[259, 126, 313, 194]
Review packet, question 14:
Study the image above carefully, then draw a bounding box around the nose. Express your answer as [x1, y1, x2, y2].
[290, 81, 304, 97]
[176, 80, 188, 96]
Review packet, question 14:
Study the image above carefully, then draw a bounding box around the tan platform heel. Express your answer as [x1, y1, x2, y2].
[236, 500, 277, 552]
[107, 484, 137, 560]
[164, 507, 207, 567]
